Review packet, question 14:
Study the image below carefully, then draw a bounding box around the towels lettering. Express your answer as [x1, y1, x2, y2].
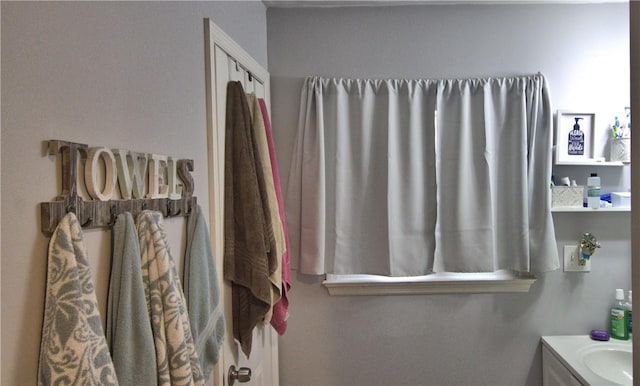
[49, 140, 195, 202]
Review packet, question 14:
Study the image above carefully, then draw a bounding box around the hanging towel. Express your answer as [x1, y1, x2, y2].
[259, 97, 292, 335]
[106, 212, 157, 386]
[137, 210, 204, 386]
[247, 92, 285, 323]
[223, 81, 272, 357]
[183, 204, 226, 380]
[38, 212, 118, 386]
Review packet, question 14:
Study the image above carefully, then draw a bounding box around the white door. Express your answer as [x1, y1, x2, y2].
[203, 19, 279, 386]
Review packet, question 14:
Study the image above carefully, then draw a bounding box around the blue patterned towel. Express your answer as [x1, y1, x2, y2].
[137, 210, 204, 386]
[38, 212, 118, 386]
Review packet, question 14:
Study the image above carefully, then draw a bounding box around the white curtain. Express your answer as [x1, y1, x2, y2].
[286, 75, 559, 276]
[435, 76, 558, 273]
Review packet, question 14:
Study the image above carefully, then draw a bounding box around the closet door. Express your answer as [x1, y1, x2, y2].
[204, 19, 278, 386]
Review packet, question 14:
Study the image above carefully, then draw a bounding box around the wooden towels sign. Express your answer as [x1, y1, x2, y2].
[40, 139, 197, 235]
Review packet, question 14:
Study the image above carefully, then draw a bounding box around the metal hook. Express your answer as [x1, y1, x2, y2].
[166, 200, 181, 217]
[174, 203, 182, 217]
[81, 215, 93, 227]
[184, 199, 193, 216]
[108, 203, 118, 226]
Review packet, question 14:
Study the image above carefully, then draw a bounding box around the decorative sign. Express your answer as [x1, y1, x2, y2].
[40, 139, 197, 235]
[555, 111, 596, 163]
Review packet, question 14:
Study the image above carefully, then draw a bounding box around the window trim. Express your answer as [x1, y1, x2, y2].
[322, 270, 536, 296]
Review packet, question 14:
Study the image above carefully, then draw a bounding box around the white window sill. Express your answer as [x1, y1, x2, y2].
[322, 270, 536, 296]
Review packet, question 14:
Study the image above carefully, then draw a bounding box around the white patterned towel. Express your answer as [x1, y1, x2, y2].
[137, 210, 204, 386]
[38, 212, 118, 386]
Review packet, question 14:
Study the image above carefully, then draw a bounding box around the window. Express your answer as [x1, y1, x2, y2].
[285, 75, 559, 293]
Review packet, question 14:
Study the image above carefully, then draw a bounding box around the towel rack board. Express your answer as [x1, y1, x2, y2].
[40, 139, 198, 235]
[41, 196, 197, 236]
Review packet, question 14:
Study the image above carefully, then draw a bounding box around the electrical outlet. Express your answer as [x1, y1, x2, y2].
[563, 245, 591, 272]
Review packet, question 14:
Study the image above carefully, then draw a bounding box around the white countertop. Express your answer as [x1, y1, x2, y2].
[541, 335, 633, 386]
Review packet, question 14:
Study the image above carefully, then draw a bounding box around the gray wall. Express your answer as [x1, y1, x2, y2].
[267, 4, 632, 385]
[1, 2, 632, 385]
[1, 2, 267, 384]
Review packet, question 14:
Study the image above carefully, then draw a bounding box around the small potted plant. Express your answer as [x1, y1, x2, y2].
[580, 232, 600, 262]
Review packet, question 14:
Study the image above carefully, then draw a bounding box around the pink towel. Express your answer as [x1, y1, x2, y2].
[259, 98, 292, 335]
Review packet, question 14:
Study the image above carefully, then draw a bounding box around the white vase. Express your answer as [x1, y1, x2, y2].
[609, 138, 631, 162]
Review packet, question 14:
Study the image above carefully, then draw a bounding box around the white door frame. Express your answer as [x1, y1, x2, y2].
[203, 18, 278, 386]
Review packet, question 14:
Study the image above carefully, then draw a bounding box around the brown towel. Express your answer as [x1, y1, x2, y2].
[223, 81, 272, 357]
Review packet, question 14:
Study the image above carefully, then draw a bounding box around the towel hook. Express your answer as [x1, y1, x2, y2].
[166, 199, 181, 217]
[81, 215, 93, 228]
[185, 199, 193, 216]
[108, 203, 117, 226]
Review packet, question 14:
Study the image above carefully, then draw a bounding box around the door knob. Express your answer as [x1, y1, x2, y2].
[228, 365, 251, 385]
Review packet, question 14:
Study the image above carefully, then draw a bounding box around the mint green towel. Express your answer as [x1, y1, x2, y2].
[184, 205, 226, 380]
[106, 212, 157, 386]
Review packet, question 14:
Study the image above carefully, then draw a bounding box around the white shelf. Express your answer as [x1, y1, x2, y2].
[551, 207, 630, 212]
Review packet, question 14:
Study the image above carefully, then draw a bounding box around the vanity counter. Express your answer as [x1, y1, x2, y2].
[541, 335, 632, 386]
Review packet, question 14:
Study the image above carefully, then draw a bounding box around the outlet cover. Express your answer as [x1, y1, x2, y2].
[563, 245, 591, 272]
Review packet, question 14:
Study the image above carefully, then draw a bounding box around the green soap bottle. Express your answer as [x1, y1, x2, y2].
[624, 290, 632, 338]
[610, 288, 629, 340]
